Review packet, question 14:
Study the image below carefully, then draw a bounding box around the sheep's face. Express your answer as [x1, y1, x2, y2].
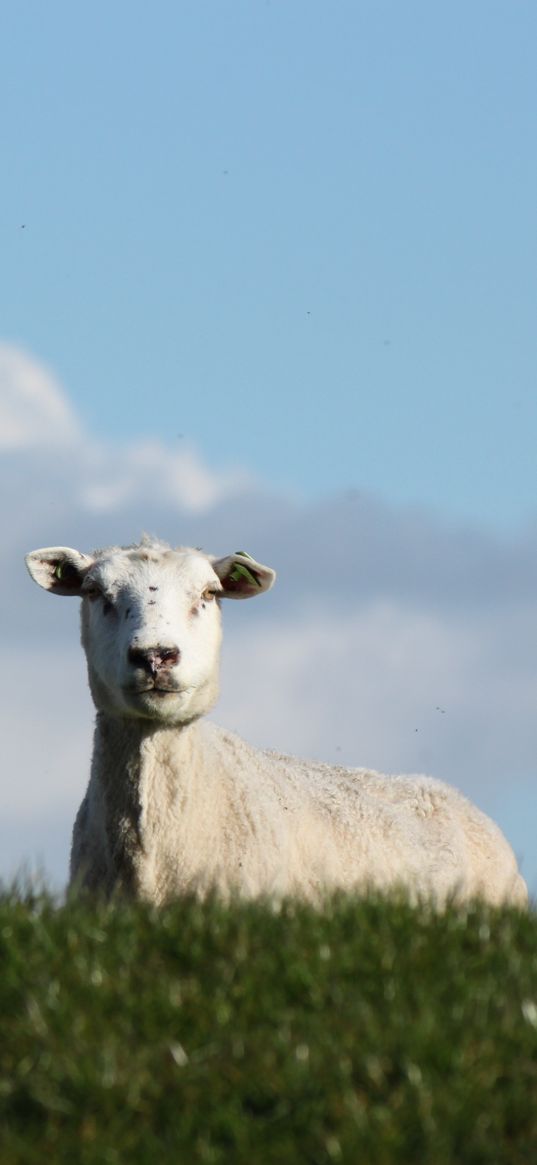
[26, 540, 275, 726]
[81, 547, 226, 724]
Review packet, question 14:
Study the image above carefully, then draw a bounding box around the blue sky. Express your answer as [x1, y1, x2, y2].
[2, 1, 536, 524]
[1, 2, 537, 894]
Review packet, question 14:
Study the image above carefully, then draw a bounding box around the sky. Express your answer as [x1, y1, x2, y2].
[1, 2, 536, 896]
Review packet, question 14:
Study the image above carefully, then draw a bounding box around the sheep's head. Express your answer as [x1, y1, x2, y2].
[25, 539, 275, 725]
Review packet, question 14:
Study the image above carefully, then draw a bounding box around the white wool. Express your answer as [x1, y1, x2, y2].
[25, 538, 527, 907]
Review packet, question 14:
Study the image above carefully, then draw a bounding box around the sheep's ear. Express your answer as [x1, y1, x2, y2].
[25, 547, 94, 596]
[212, 551, 276, 600]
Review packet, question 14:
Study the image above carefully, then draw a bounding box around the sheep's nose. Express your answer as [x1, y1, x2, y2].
[128, 646, 181, 677]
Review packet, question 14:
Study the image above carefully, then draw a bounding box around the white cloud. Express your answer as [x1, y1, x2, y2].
[0, 342, 81, 449]
[0, 340, 256, 516]
[78, 439, 254, 515]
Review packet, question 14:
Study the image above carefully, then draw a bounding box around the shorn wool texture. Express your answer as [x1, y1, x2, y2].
[26, 538, 527, 906]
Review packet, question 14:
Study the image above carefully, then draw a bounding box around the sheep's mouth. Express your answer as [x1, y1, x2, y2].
[124, 683, 183, 698]
[120, 681, 201, 724]
[126, 680, 181, 689]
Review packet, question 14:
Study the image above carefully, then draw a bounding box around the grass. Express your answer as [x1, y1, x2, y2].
[0, 888, 536, 1164]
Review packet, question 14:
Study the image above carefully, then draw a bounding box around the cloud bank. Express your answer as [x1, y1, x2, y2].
[0, 343, 81, 450]
[1, 343, 536, 893]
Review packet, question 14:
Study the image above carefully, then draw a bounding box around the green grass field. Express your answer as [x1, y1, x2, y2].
[1, 889, 536, 1164]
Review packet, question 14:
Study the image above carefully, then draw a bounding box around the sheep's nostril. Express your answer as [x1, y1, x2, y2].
[159, 648, 180, 668]
[128, 646, 181, 676]
[128, 647, 151, 674]
[128, 649, 151, 677]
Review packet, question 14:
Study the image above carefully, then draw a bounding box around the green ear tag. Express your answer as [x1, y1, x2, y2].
[229, 554, 261, 587]
[55, 563, 64, 580]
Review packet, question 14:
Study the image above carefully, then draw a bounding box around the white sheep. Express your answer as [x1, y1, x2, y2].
[25, 537, 527, 906]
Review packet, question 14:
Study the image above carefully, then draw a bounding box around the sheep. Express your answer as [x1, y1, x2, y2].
[25, 536, 527, 907]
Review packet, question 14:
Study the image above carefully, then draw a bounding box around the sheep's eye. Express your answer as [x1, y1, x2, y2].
[85, 586, 114, 615]
[201, 586, 218, 603]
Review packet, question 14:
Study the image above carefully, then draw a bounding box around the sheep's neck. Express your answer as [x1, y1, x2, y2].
[92, 712, 203, 893]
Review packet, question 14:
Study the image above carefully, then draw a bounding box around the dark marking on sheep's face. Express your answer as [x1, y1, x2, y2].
[149, 586, 159, 592]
